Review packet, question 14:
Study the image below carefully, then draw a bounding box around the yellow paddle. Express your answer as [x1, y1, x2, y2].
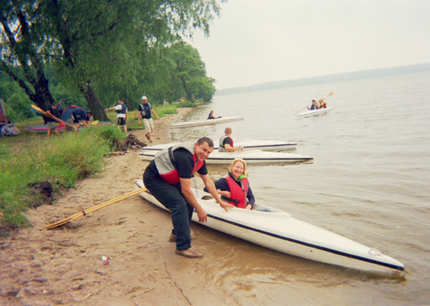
[46, 187, 146, 229]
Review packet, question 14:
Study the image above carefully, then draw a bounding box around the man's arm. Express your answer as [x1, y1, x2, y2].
[179, 177, 207, 222]
[152, 109, 160, 119]
[199, 174, 234, 211]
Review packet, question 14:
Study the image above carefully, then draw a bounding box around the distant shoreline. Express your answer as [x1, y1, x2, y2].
[216, 62, 430, 96]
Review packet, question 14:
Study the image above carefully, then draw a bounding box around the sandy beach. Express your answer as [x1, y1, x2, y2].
[0, 107, 239, 305]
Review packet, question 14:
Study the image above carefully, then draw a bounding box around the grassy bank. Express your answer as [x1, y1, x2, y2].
[0, 126, 125, 232]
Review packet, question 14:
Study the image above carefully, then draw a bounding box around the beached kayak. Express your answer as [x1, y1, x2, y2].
[141, 139, 297, 152]
[139, 148, 313, 165]
[135, 179, 404, 275]
[298, 107, 333, 118]
[171, 116, 244, 128]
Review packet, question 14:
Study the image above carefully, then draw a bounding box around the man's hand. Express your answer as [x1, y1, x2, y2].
[218, 200, 234, 211]
[196, 207, 208, 222]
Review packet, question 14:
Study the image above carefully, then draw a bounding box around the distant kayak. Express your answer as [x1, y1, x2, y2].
[298, 107, 333, 118]
[140, 149, 313, 165]
[171, 116, 244, 128]
[142, 139, 297, 152]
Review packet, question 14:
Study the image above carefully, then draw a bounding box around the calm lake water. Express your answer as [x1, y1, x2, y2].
[168, 71, 430, 305]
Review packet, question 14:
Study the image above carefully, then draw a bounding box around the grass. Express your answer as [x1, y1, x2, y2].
[0, 125, 126, 232]
[0, 101, 188, 232]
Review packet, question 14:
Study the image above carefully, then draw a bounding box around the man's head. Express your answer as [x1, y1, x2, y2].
[118, 99, 124, 104]
[194, 137, 214, 161]
[141, 96, 148, 103]
[224, 127, 232, 136]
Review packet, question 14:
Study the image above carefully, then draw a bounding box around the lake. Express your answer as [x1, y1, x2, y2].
[167, 70, 430, 305]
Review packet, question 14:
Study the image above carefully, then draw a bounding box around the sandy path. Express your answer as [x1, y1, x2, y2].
[0, 108, 234, 305]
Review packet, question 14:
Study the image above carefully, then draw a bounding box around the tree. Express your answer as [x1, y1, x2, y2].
[1, 0, 224, 118]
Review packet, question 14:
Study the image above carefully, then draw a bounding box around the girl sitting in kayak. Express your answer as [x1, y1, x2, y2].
[206, 159, 255, 209]
[207, 110, 222, 120]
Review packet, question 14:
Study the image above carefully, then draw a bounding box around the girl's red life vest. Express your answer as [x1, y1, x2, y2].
[219, 136, 234, 151]
[153, 144, 204, 185]
[225, 175, 249, 208]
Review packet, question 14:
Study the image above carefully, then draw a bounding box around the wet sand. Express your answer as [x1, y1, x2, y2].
[0, 108, 235, 305]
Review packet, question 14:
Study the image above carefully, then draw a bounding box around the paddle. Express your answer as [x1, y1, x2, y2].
[46, 187, 147, 229]
[31, 104, 77, 131]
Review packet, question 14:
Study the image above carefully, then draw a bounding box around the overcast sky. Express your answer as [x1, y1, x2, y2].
[187, 0, 430, 89]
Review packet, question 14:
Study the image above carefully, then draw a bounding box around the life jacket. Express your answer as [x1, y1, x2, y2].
[116, 104, 127, 114]
[225, 175, 249, 208]
[139, 103, 152, 119]
[154, 144, 204, 185]
[218, 136, 233, 152]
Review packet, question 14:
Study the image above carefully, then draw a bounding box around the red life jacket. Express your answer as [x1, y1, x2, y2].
[154, 144, 204, 185]
[225, 175, 249, 208]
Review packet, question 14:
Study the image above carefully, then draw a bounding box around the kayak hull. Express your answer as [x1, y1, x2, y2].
[299, 107, 333, 118]
[139, 149, 313, 165]
[171, 116, 244, 128]
[135, 180, 404, 275]
[142, 139, 297, 152]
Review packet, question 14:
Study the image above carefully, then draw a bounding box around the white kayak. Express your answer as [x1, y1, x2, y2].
[139, 149, 313, 164]
[171, 116, 244, 128]
[141, 139, 297, 152]
[135, 180, 404, 275]
[298, 107, 333, 118]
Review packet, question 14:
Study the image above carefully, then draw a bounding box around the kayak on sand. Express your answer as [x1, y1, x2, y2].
[135, 179, 404, 275]
[139, 148, 313, 165]
[141, 139, 297, 152]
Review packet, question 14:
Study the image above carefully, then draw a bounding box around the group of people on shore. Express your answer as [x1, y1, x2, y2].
[42, 103, 92, 138]
[105, 95, 159, 142]
[308, 99, 327, 110]
[143, 126, 253, 258]
[39, 94, 160, 140]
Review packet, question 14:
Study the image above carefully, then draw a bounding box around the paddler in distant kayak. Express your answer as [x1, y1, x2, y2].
[143, 137, 233, 258]
[207, 110, 221, 120]
[308, 99, 319, 110]
[206, 158, 255, 209]
[219, 127, 243, 152]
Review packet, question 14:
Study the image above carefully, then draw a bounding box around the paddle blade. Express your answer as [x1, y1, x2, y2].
[327, 92, 334, 97]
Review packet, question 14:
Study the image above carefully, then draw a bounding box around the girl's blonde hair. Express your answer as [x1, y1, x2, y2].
[228, 158, 247, 176]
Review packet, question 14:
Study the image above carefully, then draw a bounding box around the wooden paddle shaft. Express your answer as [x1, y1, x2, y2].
[46, 187, 146, 229]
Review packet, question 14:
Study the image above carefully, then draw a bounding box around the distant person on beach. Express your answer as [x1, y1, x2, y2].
[105, 99, 128, 134]
[61, 106, 90, 128]
[143, 137, 233, 258]
[43, 104, 62, 138]
[138, 95, 159, 143]
[205, 159, 255, 209]
[207, 110, 221, 120]
[319, 99, 327, 108]
[219, 127, 243, 152]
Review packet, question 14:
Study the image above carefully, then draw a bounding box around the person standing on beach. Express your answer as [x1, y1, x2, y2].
[105, 99, 128, 134]
[137, 95, 159, 143]
[143, 137, 233, 258]
[43, 104, 62, 139]
[219, 127, 243, 152]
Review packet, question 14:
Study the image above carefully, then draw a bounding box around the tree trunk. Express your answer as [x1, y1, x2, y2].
[81, 82, 109, 121]
[180, 77, 194, 102]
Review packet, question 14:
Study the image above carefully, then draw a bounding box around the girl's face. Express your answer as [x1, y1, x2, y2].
[231, 161, 244, 178]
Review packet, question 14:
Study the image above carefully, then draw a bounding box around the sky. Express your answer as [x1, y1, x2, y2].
[186, 0, 430, 89]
